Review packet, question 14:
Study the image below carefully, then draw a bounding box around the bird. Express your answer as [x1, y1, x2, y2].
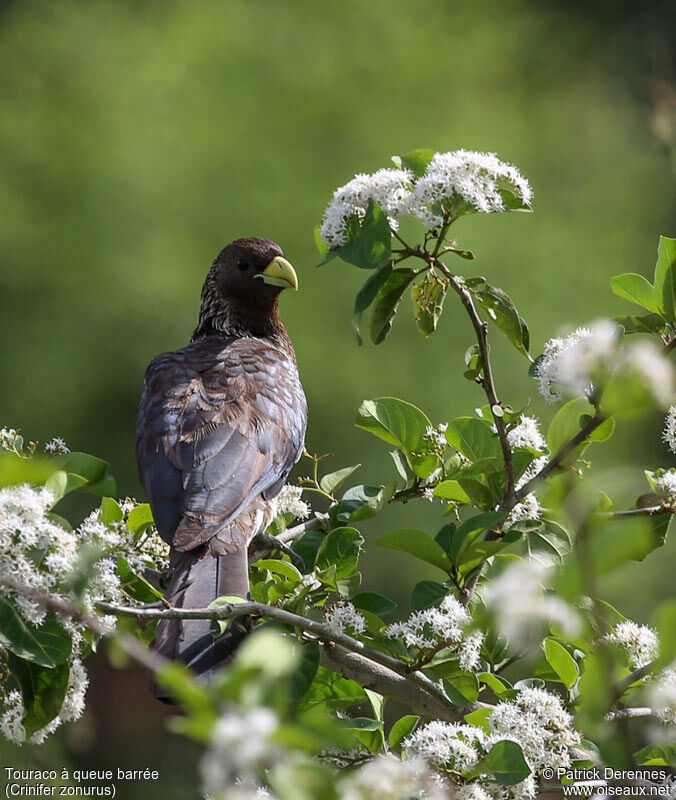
[135, 237, 306, 699]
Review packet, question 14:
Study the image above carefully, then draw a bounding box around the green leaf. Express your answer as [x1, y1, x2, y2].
[0, 453, 58, 488]
[397, 148, 434, 178]
[352, 263, 393, 343]
[291, 640, 320, 702]
[388, 714, 419, 751]
[355, 397, 436, 477]
[351, 592, 397, 615]
[467, 740, 531, 785]
[634, 743, 676, 767]
[99, 497, 123, 525]
[49, 451, 109, 486]
[126, 503, 154, 534]
[610, 273, 658, 313]
[613, 313, 665, 335]
[8, 655, 70, 737]
[454, 512, 507, 563]
[544, 638, 579, 689]
[653, 236, 676, 320]
[441, 666, 479, 705]
[370, 267, 419, 344]
[252, 559, 303, 583]
[464, 706, 493, 732]
[316, 527, 363, 579]
[331, 484, 393, 523]
[410, 580, 448, 611]
[293, 529, 327, 572]
[319, 464, 361, 496]
[339, 199, 392, 270]
[546, 398, 614, 456]
[298, 667, 367, 712]
[411, 274, 448, 337]
[479, 672, 512, 697]
[526, 521, 573, 568]
[434, 480, 472, 504]
[0, 601, 72, 667]
[117, 555, 163, 603]
[466, 278, 529, 356]
[375, 528, 451, 574]
[445, 417, 502, 463]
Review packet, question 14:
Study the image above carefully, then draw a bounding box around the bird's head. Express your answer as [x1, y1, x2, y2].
[193, 237, 298, 339]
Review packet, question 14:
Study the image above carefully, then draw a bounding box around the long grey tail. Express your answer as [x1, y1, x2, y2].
[151, 546, 251, 702]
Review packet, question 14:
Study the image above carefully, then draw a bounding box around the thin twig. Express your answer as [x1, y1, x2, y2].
[433, 259, 516, 508]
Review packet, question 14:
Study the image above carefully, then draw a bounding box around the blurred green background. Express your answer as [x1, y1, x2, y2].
[1, 0, 675, 794]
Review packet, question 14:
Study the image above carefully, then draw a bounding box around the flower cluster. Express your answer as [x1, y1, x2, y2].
[535, 322, 619, 402]
[653, 469, 676, 498]
[488, 687, 580, 774]
[663, 406, 676, 454]
[385, 594, 484, 671]
[44, 437, 70, 455]
[339, 754, 447, 800]
[0, 485, 169, 746]
[407, 150, 532, 226]
[404, 688, 579, 799]
[604, 621, 659, 669]
[403, 721, 485, 771]
[324, 602, 367, 637]
[535, 321, 674, 406]
[319, 150, 532, 248]
[484, 559, 580, 650]
[275, 484, 310, 521]
[424, 423, 449, 453]
[0, 657, 89, 746]
[319, 168, 413, 247]
[200, 706, 281, 799]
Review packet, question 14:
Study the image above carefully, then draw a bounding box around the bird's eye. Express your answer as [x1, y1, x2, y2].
[236, 257, 249, 271]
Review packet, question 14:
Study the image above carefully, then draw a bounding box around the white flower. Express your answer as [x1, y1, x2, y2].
[506, 416, 547, 453]
[650, 668, 676, 725]
[536, 322, 619, 402]
[340, 754, 447, 800]
[0, 428, 19, 451]
[0, 690, 26, 745]
[604, 621, 659, 669]
[484, 559, 580, 650]
[664, 406, 676, 454]
[200, 707, 280, 798]
[422, 487, 435, 503]
[488, 687, 580, 772]
[386, 595, 483, 668]
[319, 168, 413, 247]
[503, 493, 541, 528]
[403, 721, 485, 770]
[324, 602, 366, 637]
[424, 423, 449, 450]
[408, 150, 532, 226]
[654, 469, 676, 497]
[44, 437, 70, 455]
[275, 485, 310, 521]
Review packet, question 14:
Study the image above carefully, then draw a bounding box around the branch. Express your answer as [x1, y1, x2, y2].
[604, 707, 653, 721]
[611, 661, 657, 702]
[96, 598, 459, 718]
[601, 504, 676, 520]
[433, 259, 516, 507]
[514, 411, 608, 502]
[319, 643, 463, 722]
[248, 516, 325, 564]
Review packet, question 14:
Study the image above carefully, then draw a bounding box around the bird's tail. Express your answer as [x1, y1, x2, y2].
[150, 545, 252, 702]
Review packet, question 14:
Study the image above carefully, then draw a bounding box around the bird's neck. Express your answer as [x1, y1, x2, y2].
[191, 296, 287, 342]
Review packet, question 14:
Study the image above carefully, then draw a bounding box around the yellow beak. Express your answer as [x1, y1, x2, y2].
[259, 256, 299, 291]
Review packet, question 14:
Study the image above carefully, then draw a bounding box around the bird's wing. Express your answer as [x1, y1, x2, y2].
[136, 336, 307, 552]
